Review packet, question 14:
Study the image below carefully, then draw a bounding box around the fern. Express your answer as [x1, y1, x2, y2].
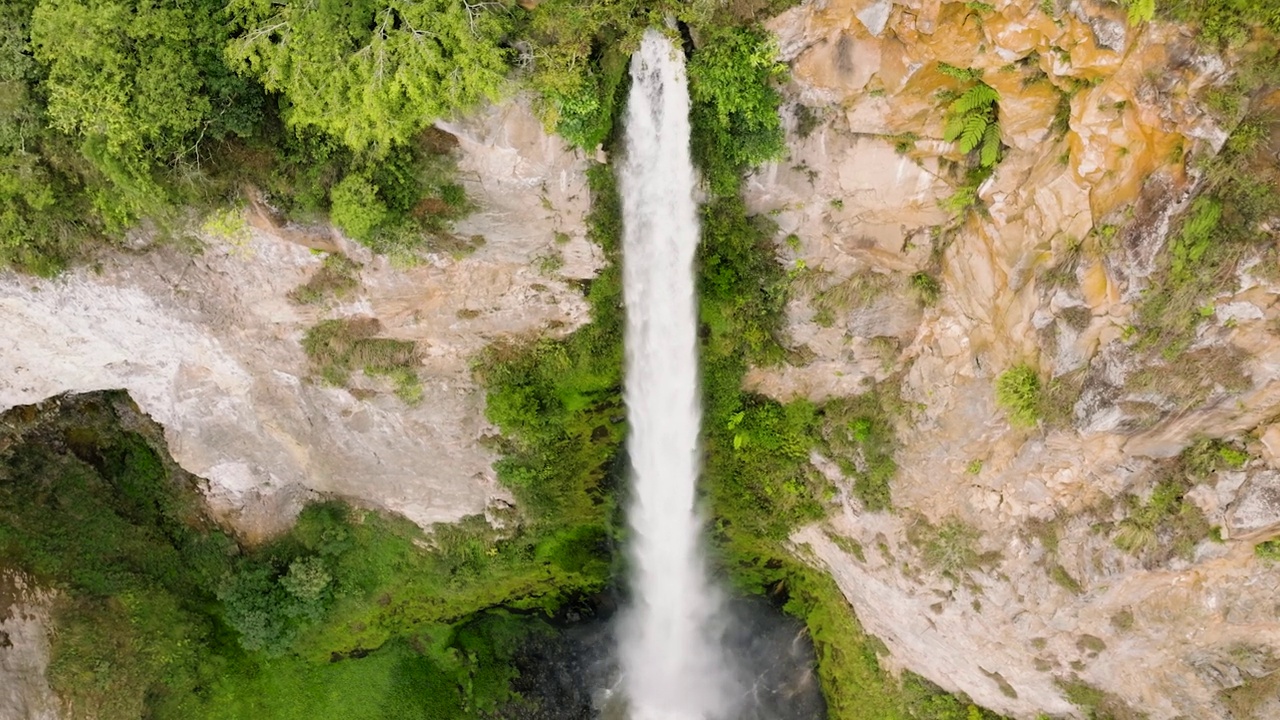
[959, 114, 989, 153]
[952, 83, 999, 114]
[980, 123, 1001, 167]
[1122, 0, 1155, 25]
[940, 68, 1002, 168]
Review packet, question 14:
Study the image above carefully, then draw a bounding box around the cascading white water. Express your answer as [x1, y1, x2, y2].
[617, 29, 736, 720]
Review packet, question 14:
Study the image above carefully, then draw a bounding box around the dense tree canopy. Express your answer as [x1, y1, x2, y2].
[225, 0, 512, 151]
[29, 0, 262, 225]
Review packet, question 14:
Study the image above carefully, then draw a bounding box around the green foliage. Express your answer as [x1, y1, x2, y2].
[329, 173, 389, 243]
[473, 164, 624, 529]
[938, 62, 983, 83]
[225, 0, 511, 152]
[699, 198, 791, 367]
[1182, 436, 1249, 478]
[1, 394, 607, 719]
[1120, 0, 1156, 25]
[265, 129, 471, 256]
[522, 0, 640, 149]
[289, 254, 362, 305]
[1110, 439, 1226, 562]
[1, 0, 472, 274]
[815, 389, 901, 512]
[941, 71, 1002, 169]
[1255, 539, 1280, 562]
[29, 0, 262, 227]
[1135, 115, 1280, 352]
[0, 0, 101, 272]
[301, 318, 422, 404]
[1169, 195, 1221, 282]
[902, 671, 1007, 720]
[0, 398, 233, 716]
[995, 364, 1042, 428]
[688, 26, 787, 195]
[1161, 0, 1280, 47]
[910, 271, 942, 307]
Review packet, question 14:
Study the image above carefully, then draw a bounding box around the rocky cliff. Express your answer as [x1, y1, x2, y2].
[0, 98, 597, 541]
[757, 1, 1280, 718]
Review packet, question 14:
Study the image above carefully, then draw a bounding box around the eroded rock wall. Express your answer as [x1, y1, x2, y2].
[0, 571, 60, 720]
[757, 1, 1280, 717]
[0, 96, 597, 541]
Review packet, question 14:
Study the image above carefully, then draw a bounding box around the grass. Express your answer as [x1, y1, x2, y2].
[1125, 345, 1251, 414]
[815, 387, 902, 512]
[792, 268, 893, 327]
[1134, 114, 1280, 354]
[1058, 678, 1149, 720]
[301, 318, 422, 404]
[995, 364, 1042, 428]
[1049, 564, 1083, 594]
[289, 253, 361, 305]
[1107, 438, 1239, 563]
[1255, 539, 1280, 562]
[909, 517, 988, 580]
[1, 393, 610, 720]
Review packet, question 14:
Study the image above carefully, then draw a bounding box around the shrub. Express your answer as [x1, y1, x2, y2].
[329, 173, 389, 243]
[910, 272, 942, 307]
[301, 318, 422, 403]
[289, 253, 361, 305]
[1255, 540, 1280, 562]
[995, 364, 1042, 428]
[688, 26, 787, 195]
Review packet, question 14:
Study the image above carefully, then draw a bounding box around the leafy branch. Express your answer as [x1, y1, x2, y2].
[942, 77, 1002, 168]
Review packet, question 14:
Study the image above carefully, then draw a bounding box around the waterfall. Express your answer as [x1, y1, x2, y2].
[617, 29, 736, 720]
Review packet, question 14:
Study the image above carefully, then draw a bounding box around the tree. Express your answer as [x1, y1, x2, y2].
[226, 0, 513, 152]
[0, 0, 92, 274]
[31, 0, 205, 221]
[28, 0, 262, 227]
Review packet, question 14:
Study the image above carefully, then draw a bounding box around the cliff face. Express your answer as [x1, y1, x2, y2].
[758, 1, 1280, 717]
[0, 98, 596, 541]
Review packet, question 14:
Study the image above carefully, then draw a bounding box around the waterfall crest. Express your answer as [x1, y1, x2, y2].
[617, 29, 735, 720]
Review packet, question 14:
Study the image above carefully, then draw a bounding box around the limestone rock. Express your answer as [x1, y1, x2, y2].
[1227, 469, 1280, 540]
[0, 572, 60, 720]
[763, 1, 1280, 717]
[0, 96, 595, 541]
